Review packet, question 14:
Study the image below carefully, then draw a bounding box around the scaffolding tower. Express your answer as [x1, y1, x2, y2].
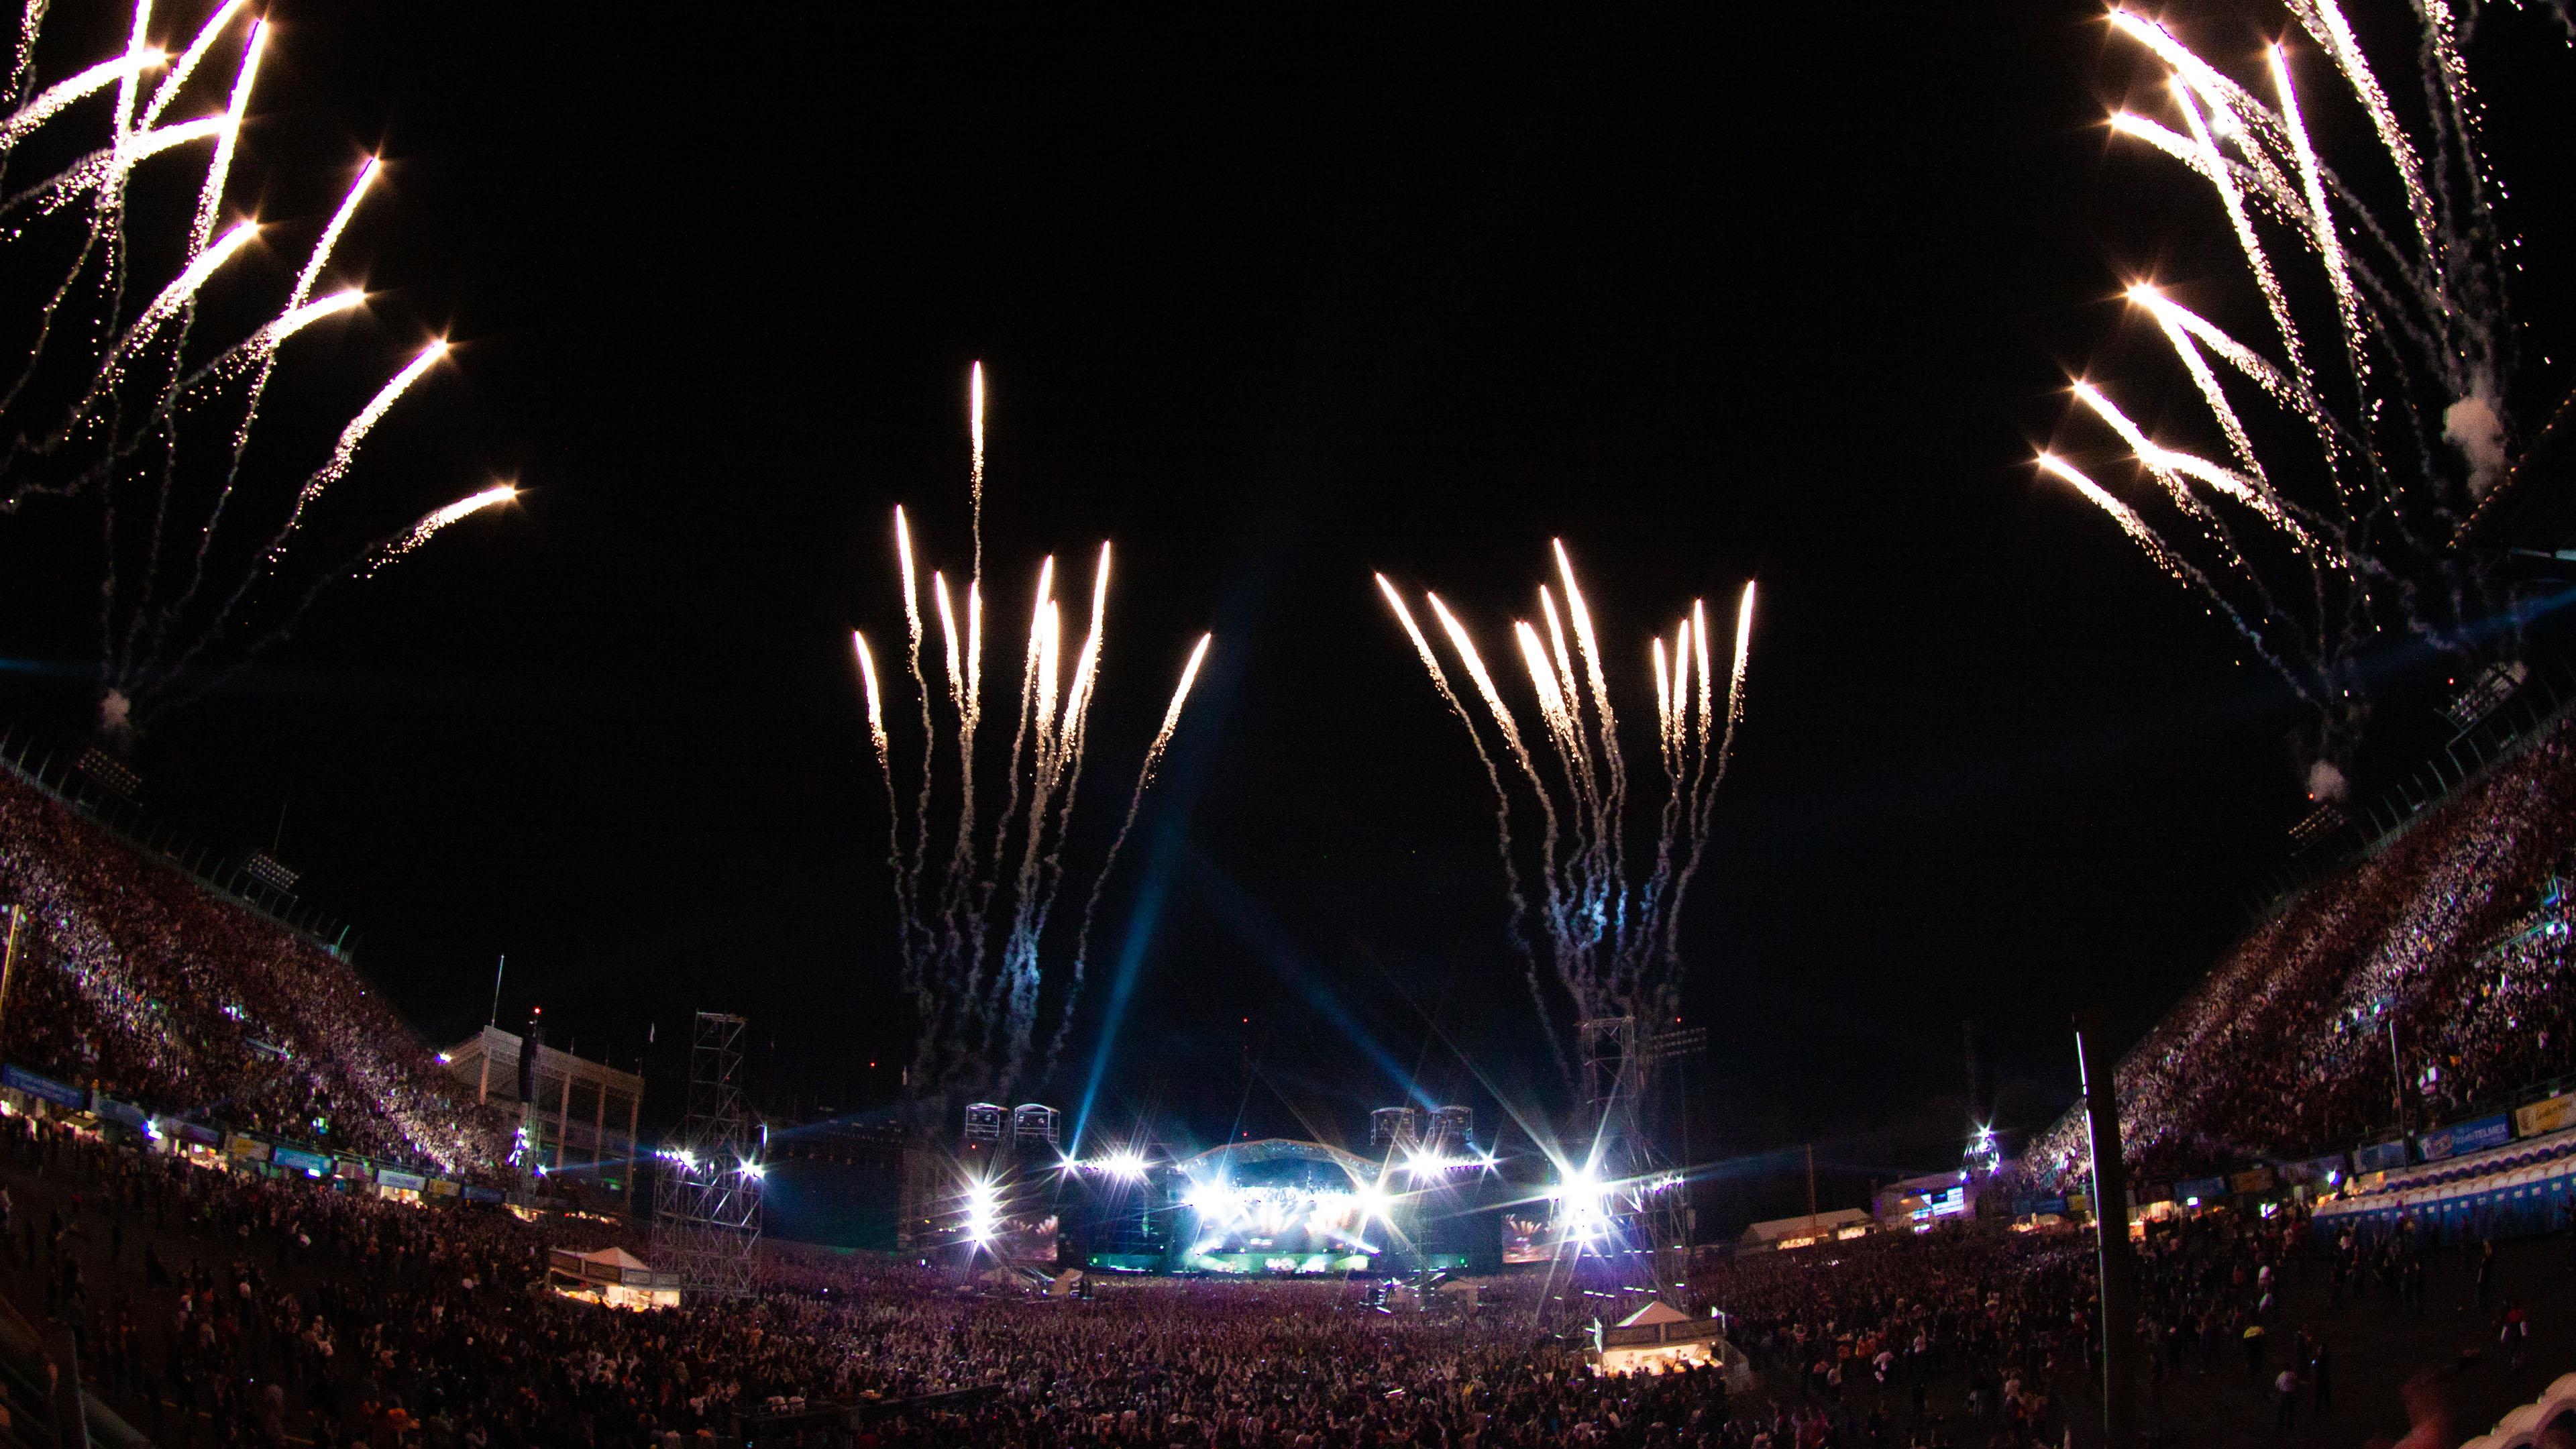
[1575, 1014, 1703, 1293]
[651, 1012, 761, 1298]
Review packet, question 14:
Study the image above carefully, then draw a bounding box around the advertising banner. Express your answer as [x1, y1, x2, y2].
[2417, 1114, 2512, 1163]
[272, 1147, 331, 1174]
[334, 1158, 372, 1181]
[378, 1170, 426, 1191]
[2230, 1167, 2275, 1195]
[1, 1065, 87, 1109]
[225, 1134, 270, 1161]
[2515, 1093, 2576, 1140]
[92, 1097, 148, 1128]
[425, 1178, 462, 1197]
[2175, 1176, 2226, 1203]
[2354, 1140, 2410, 1173]
[464, 1185, 504, 1203]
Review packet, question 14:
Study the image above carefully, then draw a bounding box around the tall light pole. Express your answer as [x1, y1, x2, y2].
[2075, 1008, 2139, 1448]
[0, 904, 24, 1046]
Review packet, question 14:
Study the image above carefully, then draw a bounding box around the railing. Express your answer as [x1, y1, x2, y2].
[0, 730, 352, 955]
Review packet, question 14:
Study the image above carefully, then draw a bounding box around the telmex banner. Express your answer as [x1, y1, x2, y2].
[2416, 1114, 2513, 1163]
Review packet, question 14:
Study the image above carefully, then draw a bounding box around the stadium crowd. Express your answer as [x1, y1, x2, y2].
[0, 771, 508, 1177]
[0, 661, 2558, 1449]
[2019, 718, 2576, 1188]
[1, 1101, 2516, 1449]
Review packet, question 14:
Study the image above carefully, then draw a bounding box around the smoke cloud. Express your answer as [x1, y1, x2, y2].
[2444, 391, 2509, 500]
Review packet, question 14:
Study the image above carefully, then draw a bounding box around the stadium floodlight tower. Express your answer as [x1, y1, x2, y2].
[1369, 1107, 1424, 1154]
[1428, 1106, 1474, 1157]
[1574, 1015, 1703, 1293]
[1012, 1104, 1061, 1157]
[651, 1012, 761, 1299]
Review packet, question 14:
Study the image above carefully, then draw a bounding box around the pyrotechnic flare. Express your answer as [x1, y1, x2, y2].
[0, 48, 165, 152]
[863, 370, 1213, 1096]
[184, 19, 260, 258]
[265, 339, 451, 555]
[1380, 545, 1756, 1063]
[95, 217, 254, 378]
[136, 0, 245, 133]
[853, 631, 888, 759]
[0, 3, 500, 731]
[2045, 0, 2558, 786]
[1385, 572, 1562, 1082]
[367, 483, 515, 570]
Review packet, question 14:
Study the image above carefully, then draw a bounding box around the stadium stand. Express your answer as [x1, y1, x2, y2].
[0, 767, 507, 1175]
[2019, 712, 2576, 1189]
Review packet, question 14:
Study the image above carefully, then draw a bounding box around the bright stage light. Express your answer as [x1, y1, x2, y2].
[964, 1177, 1000, 1245]
[1354, 1181, 1393, 1220]
[1554, 1165, 1613, 1241]
[1183, 1178, 1240, 1218]
[1099, 1150, 1148, 1181]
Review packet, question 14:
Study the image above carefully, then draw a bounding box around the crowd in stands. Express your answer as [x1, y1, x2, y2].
[0, 685, 2561, 1448]
[2019, 717, 2576, 1189]
[0, 770, 509, 1177]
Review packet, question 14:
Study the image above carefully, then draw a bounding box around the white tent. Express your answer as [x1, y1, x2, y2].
[547, 1245, 678, 1310]
[1594, 1299, 1748, 1383]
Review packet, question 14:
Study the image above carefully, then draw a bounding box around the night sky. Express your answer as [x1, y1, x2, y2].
[0, 2, 2568, 1230]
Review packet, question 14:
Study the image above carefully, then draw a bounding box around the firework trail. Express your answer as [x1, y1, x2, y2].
[0, 49, 166, 152]
[1008, 545, 1114, 1070]
[1661, 583, 1754, 979]
[2045, 1, 2562, 791]
[1380, 543, 1756, 1064]
[1374, 574, 1560, 1077]
[147, 482, 515, 720]
[1034, 633, 1207, 1083]
[865, 368, 1212, 1098]
[0, 3, 498, 734]
[364, 482, 515, 572]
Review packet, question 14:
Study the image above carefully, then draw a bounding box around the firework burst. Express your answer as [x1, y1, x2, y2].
[0, 3, 505, 735]
[853, 367, 1212, 1097]
[2043, 1, 2561, 793]
[1378, 547, 1754, 1071]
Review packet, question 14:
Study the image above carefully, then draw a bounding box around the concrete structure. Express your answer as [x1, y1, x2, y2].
[442, 1025, 643, 1200]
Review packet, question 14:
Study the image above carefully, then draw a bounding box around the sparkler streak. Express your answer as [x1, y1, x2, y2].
[867, 369, 1213, 1095]
[2051, 0, 2539, 788]
[1383, 544, 1756, 1064]
[0, 5, 502, 731]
